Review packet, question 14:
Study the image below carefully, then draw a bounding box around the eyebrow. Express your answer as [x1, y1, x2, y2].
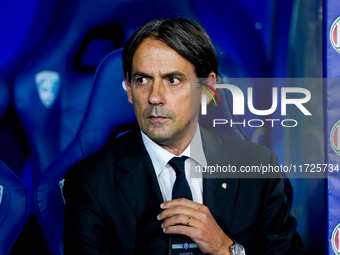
[131, 71, 188, 81]
[132, 72, 153, 80]
[162, 71, 187, 81]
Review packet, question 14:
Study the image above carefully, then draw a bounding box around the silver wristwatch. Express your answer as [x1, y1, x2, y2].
[230, 241, 245, 255]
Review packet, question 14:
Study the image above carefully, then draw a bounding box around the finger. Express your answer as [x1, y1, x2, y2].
[163, 223, 196, 237]
[157, 205, 198, 221]
[162, 214, 196, 229]
[161, 198, 201, 210]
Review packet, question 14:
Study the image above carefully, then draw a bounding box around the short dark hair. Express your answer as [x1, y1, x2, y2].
[122, 18, 219, 81]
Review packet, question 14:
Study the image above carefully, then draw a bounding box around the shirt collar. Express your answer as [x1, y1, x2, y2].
[141, 124, 207, 176]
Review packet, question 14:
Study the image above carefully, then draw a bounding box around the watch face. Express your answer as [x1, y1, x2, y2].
[231, 242, 245, 255]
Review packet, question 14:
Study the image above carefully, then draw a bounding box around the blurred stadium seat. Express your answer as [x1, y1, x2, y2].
[34, 48, 136, 255]
[0, 160, 29, 255]
[0, 0, 68, 77]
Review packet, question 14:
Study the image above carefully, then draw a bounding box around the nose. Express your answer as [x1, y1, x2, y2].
[148, 80, 165, 106]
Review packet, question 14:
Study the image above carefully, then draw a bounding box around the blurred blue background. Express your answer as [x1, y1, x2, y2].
[0, 0, 324, 254]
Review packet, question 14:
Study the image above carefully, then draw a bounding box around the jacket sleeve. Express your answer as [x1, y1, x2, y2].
[62, 164, 112, 255]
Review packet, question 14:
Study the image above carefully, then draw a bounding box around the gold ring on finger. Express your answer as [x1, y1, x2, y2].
[186, 216, 191, 226]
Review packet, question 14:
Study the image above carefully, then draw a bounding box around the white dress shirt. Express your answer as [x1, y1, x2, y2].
[141, 125, 207, 204]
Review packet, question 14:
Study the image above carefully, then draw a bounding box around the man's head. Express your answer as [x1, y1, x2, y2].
[123, 18, 219, 82]
[122, 18, 219, 153]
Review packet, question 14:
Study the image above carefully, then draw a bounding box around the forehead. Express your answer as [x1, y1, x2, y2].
[131, 37, 195, 75]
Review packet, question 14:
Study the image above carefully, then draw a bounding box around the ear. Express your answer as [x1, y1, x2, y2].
[204, 72, 217, 105]
[125, 73, 133, 105]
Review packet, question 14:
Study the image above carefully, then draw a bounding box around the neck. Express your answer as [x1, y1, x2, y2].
[157, 141, 189, 156]
[155, 124, 197, 156]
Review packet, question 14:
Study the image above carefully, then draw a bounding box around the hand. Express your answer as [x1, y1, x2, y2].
[157, 198, 233, 255]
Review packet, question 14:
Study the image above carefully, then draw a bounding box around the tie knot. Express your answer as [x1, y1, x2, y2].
[168, 156, 188, 175]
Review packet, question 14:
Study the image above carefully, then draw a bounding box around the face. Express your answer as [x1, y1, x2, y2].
[126, 37, 212, 150]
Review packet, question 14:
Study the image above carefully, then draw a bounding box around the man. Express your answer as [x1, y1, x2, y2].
[63, 18, 306, 254]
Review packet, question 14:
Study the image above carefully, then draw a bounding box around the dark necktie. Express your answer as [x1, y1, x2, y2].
[169, 156, 192, 200]
[168, 156, 200, 255]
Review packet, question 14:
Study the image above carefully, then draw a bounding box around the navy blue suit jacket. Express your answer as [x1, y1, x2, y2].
[63, 127, 306, 254]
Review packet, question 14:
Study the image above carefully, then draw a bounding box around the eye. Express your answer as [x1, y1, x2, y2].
[168, 77, 180, 85]
[136, 77, 148, 84]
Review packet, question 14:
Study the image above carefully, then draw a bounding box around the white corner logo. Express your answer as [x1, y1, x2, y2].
[35, 70, 61, 109]
[0, 185, 3, 206]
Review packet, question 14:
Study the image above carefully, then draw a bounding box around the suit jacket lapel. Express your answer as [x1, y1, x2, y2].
[116, 129, 168, 254]
[200, 127, 239, 235]
[114, 127, 239, 252]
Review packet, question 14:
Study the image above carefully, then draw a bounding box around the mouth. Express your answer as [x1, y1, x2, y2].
[148, 115, 169, 123]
